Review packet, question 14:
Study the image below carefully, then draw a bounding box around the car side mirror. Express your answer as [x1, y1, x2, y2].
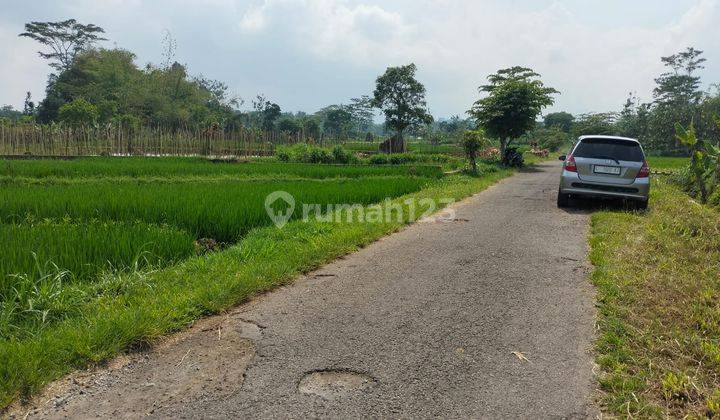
[558, 155, 566, 161]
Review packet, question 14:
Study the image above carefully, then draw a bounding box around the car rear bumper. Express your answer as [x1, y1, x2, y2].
[559, 170, 649, 201]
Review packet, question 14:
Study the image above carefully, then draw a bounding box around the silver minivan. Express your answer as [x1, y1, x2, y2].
[557, 135, 650, 209]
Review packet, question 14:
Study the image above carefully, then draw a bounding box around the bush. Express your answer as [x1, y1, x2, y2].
[274, 144, 354, 164]
[58, 98, 98, 127]
[332, 145, 351, 164]
[368, 154, 389, 165]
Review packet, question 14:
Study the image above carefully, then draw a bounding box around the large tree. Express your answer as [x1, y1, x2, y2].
[469, 66, 558, 157]
[20, 19, 106, 72]
[543, 111, 574, 133]
[649, 47, 707, 151]
[371, 63, 432, 151]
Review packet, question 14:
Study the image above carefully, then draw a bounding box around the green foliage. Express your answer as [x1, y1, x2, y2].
[35, 47, 237, 128]
[461, 130, 487, 173]
[570, 113, 617, 138]
[371, 63, 432, 139]
[469, 66, 558, 154]
[0, 221, 196, 340]
[675, 120, 720, 203]
[19, 19, 106, 72]
[57, 98, 98, 126]
[274, 144, 358, 165]
[543, 112, 574, 133]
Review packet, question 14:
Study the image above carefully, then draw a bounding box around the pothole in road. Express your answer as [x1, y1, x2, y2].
[298, 369, 376, 399]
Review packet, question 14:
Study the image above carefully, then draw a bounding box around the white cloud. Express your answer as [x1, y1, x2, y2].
[1, 0, 719, 116]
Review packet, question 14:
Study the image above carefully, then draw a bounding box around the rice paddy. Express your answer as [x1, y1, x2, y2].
[0, 157, 437, 342]
[0, 155, 511, 409]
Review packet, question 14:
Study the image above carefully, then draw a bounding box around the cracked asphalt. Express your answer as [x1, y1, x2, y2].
[17, 161, 596, 419]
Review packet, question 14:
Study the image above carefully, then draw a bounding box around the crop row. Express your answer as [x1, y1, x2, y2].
[0, 157, 443, 179]
[0, 177, 429, 243]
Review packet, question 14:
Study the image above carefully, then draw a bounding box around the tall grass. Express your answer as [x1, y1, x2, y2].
[1, 157, 443, 179]
[0, 222, 195, 341]
[0, 178, 430, 242]
[0, 221, 195, 288]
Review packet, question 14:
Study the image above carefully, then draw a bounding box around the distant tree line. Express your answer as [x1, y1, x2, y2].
[519, 47, 719, 155]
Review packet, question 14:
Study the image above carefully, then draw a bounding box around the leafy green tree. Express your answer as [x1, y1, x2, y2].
[371, 63, 432, 149]
[649, 47, 706, 151]
[462, 130, 487, 174]
[571, 113, 617, 138]
[277, 117, 301, 134]
[321, 106, 353, 139]
[469, 66, 558, 157]
[20, 19, 106, 72]
[0, 105, 22, 123]
[347, 96, 375, 134]
[524, 126, 570, 152]
[261, 103, 281, 131]
[303, 117, 322, 140]
[58, 98, 98, 126]
[543, 112, 574, 133]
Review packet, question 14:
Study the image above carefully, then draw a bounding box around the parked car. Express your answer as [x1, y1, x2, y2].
[557, 135, 650, 209]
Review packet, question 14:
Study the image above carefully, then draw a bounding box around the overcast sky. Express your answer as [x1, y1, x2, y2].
[1, 0, 718, 118]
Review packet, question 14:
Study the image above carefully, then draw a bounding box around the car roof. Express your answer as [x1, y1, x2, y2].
[577, 135, 640, 144]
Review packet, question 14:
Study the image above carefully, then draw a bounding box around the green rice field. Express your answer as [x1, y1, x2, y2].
[0, 157, 443, 179]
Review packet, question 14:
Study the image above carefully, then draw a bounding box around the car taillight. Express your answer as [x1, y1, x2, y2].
[564, 154, 577, 172]
[636, 160, 650, 178]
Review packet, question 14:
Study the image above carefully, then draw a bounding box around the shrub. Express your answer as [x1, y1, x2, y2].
[332, 145, 351, 164]
[369, 154, 389, 165]
[462, 130, 487, 174]
[58, 98, 98, 127]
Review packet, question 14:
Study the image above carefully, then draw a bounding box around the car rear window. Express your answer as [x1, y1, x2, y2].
[573, 138, 644, 162]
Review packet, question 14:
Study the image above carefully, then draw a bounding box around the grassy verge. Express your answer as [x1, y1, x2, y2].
[0, 168, 512, 409]
[591, 177, 720, 417]
[647, 156, 689, 172]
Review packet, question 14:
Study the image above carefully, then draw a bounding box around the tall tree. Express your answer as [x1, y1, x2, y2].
[261, 102, 281, 131]
[469, 66, 558, 157]
[543, 111, 574, 133]
[650, 47, 707, 151]
[371, 63, 432, 151]
[347, 96, 375, 134]
[20, 19, 106, 72]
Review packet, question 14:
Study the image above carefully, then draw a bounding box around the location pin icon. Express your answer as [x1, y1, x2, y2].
[265, 191, 295, 228]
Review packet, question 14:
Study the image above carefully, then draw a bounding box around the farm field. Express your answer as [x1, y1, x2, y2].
[646, 156, 689, 172]
[0, 156, 511, 408]
[0, 157, 443, 179]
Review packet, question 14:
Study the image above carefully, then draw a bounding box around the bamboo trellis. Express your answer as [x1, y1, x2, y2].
[0, 124, 329, 158]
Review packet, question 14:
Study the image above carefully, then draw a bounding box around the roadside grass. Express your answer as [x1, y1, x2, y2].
[590, 177, 720, 417]
[0, 166, 513, 410]
[647, 156, 689, 172]
[1, 158, 443, 179]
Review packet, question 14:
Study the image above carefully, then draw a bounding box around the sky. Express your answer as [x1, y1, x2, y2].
[1, 0, 719, 119]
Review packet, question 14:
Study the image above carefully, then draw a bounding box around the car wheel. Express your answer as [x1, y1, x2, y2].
[635, 200, 648, 211]
[557, 190, 570, 208]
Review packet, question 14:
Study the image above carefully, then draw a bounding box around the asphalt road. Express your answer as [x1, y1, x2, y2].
[20, 161, 596, 419]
